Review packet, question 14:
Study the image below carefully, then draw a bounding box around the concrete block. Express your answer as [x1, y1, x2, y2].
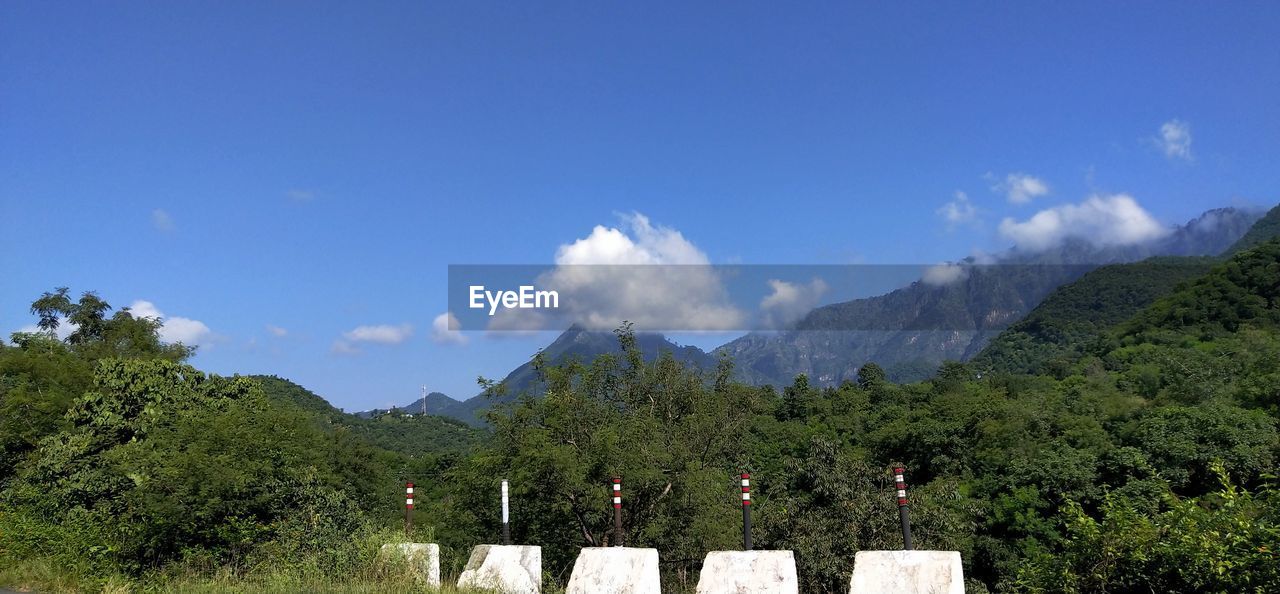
[848, 550, 964, 594]
[565, 547, 661, 594]
[696, 550, 799, 594]
[378, 543, 440, 587]
[457, 544, 542, 594]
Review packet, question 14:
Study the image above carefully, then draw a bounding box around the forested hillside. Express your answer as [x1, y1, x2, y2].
[421, 241, 1280, 592]
[3, 237, 1279, 594]
[0, 291, 468, 591]
[253, 375, 485, 456]
[716, 207, 1262, 386]
[385, 324, 718, 426]
[381, 207, 1272, 426]
[1226, 202, 1280, 254]
[971, 257, 1217, 376]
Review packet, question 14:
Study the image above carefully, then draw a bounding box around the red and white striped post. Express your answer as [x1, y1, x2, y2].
[612, 477, 624, 547]
[405, 481, 415, 537]
[501, 479, 511, 545]
[893, 466, 913, 550]
[741, 472, 753, 551]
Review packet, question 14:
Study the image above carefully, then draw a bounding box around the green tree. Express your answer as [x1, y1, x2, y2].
[1, 289, 191, 481]
[444, 326, 768, 590]
[856, 362, 886, 389]
[1, 359, 375, 574]
[1016, 464, 1280, 593]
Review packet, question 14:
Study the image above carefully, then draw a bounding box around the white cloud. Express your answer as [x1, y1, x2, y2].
[129, 300, 213, 346]
[1156, 119, 1193, 161]
[937, 191, 978, 225]
[265, 324, 288, 337]
[492, 213, 744, 331]
[130, 300, 163, 320]
[431, 312, 468, 345]
[998, 194, 1170, 252]
[922, 263, 969, 286]
[759, 278, 828, 329]
[330, 340, 360, 355]
[151, 209, 175, 232]
[554, 213, 710, 265]
[163, 318, 214, 345]
[991, 173, 1050, 204]
[342, 323, 414, 345]
[14, 322, 77, 340]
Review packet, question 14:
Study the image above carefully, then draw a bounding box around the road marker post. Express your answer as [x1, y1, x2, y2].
[502, 479, 512, 545]
[405, 481, 414, 537]
[893, 466, 913, 550]
[612, 477, 624, 547]
[741, 472, 753, 551]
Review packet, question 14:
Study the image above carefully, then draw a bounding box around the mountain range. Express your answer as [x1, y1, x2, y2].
[379, 204, 1273, 425]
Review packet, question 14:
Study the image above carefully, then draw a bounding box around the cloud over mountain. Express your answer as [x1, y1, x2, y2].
[921, 263, 969, 286]
[492, 213, 744, 331]
[760, 278, 828, 329]
[998, 194, 1169, 251]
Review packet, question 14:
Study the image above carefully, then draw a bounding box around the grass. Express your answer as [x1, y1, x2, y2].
[0, 517, 575, 594]
[0, 524, 551, 594]
[0, 556, 530, 594]
[0, 557, 131, 594]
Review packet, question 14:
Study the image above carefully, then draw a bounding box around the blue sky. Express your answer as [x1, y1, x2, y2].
[2, 2, 1278, 410]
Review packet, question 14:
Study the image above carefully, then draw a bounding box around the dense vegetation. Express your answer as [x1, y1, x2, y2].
[1225, 203, 1280, 255]
[971, 257, 1217, 377]
[3, 239, 1279, 593]
[252, 375, 485, 456]
[0, 292, 451, 592]
[717, 207, 1263, 387]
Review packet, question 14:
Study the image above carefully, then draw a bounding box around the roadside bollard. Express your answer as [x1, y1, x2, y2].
[502, 479, 512, 545]
[741, 472, 753, 551]
[612, 477, 625, 546]
[893, 466, 913, 550]
[405, 481, 414, 536]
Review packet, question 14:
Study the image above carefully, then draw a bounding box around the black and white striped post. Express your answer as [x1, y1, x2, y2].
[405, 481, 414, 537]
[741, 472, 753, 551]
[612, 477, 625, 547]
[501, 479, 511, 545]
[893, 466, 913, 550]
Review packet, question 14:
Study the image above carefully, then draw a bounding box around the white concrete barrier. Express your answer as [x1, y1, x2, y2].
[696, 550, 799, 594]
[378, 543, 440, 587]
[848, 550, 964, 594]
[566, 547, 662, 594]
[457, 544, 542, 594]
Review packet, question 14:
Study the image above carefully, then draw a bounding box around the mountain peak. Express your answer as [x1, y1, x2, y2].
[716, 202, 1262, 386]
[1224, 203, 1280, 255]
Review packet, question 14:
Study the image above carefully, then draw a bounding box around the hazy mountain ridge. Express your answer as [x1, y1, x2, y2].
[385, 205, 1266, 420]
[253, 374, 485, 454]
[968, 257, 1219, 376]
[362, 390, 463, 419]
[1225, 203, 1280, 255]
[970, 204, 1280, 376]
[713, 206, 1264, 386]
[375, 325, 717, 425]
